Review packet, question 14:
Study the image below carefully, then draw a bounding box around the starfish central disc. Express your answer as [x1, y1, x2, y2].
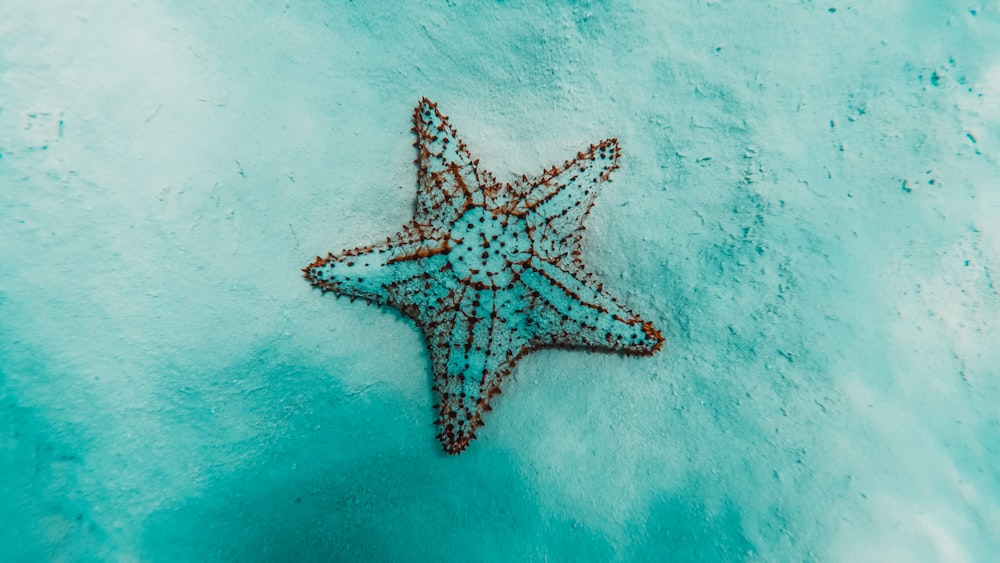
[447, 206, 531, 288]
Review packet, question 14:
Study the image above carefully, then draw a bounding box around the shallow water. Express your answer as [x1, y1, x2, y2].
[2, 1, 998, 561]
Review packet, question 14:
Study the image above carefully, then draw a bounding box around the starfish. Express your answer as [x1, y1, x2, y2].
[304, 98, 664, 454]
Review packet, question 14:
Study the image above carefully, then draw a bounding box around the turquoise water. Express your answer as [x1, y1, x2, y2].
[2, 1, 998, 561]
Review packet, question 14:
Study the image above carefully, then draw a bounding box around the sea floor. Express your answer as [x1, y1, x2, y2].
[1, 1, 998, 561]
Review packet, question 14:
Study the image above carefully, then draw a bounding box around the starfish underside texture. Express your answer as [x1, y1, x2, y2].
[304, 98, 664, 454]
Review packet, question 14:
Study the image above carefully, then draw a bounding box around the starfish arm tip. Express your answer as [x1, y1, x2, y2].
[626, 320, 665, 356]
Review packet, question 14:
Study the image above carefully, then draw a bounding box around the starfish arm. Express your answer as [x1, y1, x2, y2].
[412, 98, 499, 225]
[423, 286, 531, 454]
[512, 138, 621, 252]
[303, 224, 452, 306]
[519, 256, 664, 356]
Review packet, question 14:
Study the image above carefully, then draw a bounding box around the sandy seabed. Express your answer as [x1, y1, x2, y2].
[1, 1, 998, 561]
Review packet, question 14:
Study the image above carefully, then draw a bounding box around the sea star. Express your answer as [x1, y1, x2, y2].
[304, 98, 664, 454]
